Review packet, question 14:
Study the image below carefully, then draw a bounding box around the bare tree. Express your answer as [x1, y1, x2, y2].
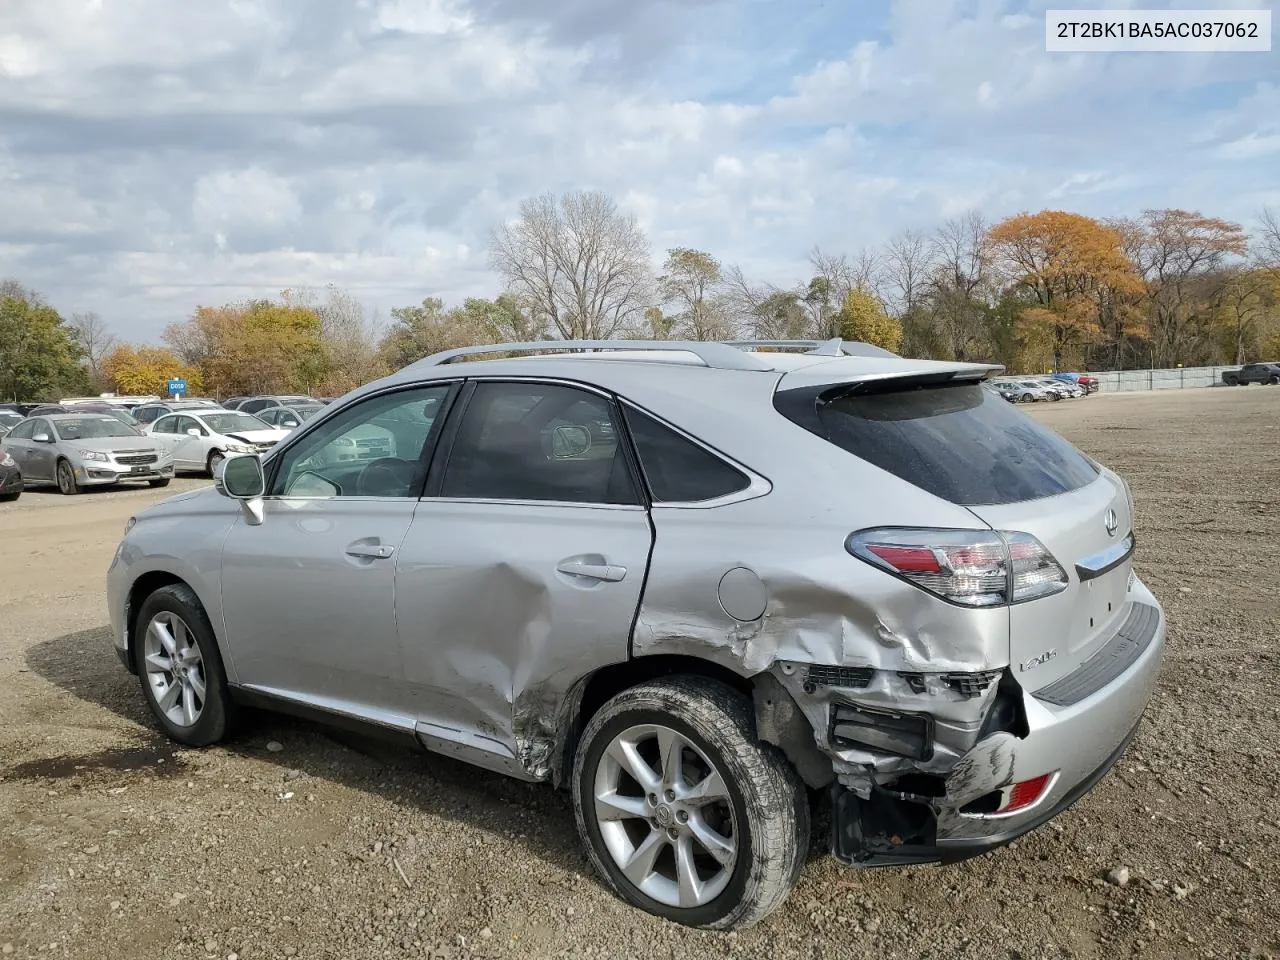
[314, 285, 386, 390]
[1131, 209, 1249, 365]
[881, 230, 934, 318]
[68, 312, 117, 385]
[1257, 207, 1280, 267]
[489, 191, 652, 340]
[927, 213, 991, 361]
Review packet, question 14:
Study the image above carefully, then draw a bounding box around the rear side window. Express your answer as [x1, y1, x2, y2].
[623, 407, 750, 503]
[787, 381, 1099, 506]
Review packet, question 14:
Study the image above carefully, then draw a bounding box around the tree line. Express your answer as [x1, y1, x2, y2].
[4, 195, 1279, 402]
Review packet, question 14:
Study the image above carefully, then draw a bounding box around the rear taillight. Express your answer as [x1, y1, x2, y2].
[847, 527, 1068, 607]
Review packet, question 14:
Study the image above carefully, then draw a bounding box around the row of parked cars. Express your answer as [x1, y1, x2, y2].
[989, 372, 1098, 403]
[0, 394, 331, 500]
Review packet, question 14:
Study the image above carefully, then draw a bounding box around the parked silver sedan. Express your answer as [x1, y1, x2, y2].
[4, 413, 173, 494]
[146, 408, 291, 476]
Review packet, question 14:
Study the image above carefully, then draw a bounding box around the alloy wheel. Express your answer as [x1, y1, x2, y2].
[593, 723, 738, 909]
[142, 611, 207, 727]
[57, 461, 76, 494]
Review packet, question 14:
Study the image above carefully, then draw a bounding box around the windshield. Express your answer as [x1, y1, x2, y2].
[0, 412, 22, 427]
[201, 412, 272, 434]
[53, 417, 139, 440]
[290, 405, 324, 418]
[104, 409, 138, 425]
[282, 398, 315, 407]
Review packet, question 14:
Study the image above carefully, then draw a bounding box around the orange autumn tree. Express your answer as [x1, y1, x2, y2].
[101, 345, 202, 397]
[987, 211, 1143, 370]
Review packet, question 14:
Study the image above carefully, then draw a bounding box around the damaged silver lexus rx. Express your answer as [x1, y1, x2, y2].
[107, 339, 1165, 930]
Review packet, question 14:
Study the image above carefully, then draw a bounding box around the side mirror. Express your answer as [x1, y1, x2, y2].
[283, 419, 299, 428]
[186, 428, 201, 436]
[33, 433, 52, 443]
[214, 454, 266, 525]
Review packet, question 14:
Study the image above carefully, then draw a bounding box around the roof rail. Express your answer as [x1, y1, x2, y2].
[724, 338, 901, 359]
[407, 339, 775, 372]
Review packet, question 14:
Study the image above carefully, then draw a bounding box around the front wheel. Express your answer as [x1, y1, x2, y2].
[206, 450, 225, 477]
[572, 677, 808, 931]
[56, 459, 80, 495]
[1021, 393, 1033, 402]
[148, 478, 171, 488]
[1269, 376, 1279, 385]
[134, 583, 236, 746]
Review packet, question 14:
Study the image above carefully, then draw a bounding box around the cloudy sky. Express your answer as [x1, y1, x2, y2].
[1, 0, 1277, 342]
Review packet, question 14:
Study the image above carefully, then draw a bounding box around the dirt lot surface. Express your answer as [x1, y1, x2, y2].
[2, 389, 1278, 960]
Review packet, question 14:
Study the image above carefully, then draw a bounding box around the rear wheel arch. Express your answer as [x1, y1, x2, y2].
[550, 655, 755, 790]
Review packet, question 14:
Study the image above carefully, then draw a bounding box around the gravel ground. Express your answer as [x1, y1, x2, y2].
[1, 388, 1278, 960]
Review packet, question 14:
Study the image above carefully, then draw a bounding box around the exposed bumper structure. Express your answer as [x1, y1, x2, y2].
[828, 578, 1166, 866]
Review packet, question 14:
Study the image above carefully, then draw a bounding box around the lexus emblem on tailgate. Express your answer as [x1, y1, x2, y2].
[1103, 508, 1118, 537]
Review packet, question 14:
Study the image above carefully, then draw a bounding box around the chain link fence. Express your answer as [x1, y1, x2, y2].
[1088, 365, 1238, 392]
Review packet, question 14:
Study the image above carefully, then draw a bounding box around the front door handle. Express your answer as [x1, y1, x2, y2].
[345, 542, 395, 560]
[556, 559, 627, 582]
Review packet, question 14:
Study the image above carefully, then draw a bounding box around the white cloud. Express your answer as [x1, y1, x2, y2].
[0, 0, 1276, 340]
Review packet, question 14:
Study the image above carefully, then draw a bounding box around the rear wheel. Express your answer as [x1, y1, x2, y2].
[56, 459, 79, 495]
[0, 491, 19, 502]
[573, 677, 808, 931]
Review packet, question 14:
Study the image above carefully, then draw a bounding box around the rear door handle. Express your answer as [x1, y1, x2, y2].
[345, 543, 395, 559]
[556, 559, 627, 582]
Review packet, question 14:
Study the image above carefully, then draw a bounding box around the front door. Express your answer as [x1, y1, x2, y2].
[395, 379, 653, 778]
[219, 384, 456, 725]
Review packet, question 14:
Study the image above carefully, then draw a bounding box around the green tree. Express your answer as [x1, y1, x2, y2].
[378, 297, 487, 369]
[837, 286, 903, 352]
[658, 248, 731, 340]
[164, 295, 325, 396]
[0, 281, 89, 401]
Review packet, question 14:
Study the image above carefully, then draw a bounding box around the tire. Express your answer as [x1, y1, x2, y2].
[133, 583, 236, 747]
[1021, 393, 1033, 402]
[206, 450, 225, 477]
[0, 492, 19, 502]
[572, 677, 808, 931]
[56, 458, 79, 495]
[1269, 376, 1279, 386]
[148, 478, 171, 488]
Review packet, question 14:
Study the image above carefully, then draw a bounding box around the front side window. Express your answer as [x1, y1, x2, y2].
[152, 416, 177, 434]
[6, 419, 35, 440]
[269, 385, 452, 498]
[440, 381, 638, 505]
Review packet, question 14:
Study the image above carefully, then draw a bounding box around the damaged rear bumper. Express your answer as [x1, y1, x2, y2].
[832, 713, 1142, 866]
[827, 581, 1166, 866]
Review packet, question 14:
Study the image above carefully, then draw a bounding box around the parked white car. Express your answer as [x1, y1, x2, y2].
[146, 409, 291, 476]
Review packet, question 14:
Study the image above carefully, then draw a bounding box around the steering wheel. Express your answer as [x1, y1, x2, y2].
[355, 457, 418, 497]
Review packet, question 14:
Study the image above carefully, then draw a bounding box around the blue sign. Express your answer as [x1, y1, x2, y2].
[167, 378, 187, 397]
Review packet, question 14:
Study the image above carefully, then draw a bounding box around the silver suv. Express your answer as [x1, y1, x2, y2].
[107, 339, 1165, 930]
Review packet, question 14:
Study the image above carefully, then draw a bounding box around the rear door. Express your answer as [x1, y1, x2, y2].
[395, 379, 653, 778]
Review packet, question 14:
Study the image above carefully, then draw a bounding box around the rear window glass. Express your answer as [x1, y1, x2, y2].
[802, 381, 1099, 506]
